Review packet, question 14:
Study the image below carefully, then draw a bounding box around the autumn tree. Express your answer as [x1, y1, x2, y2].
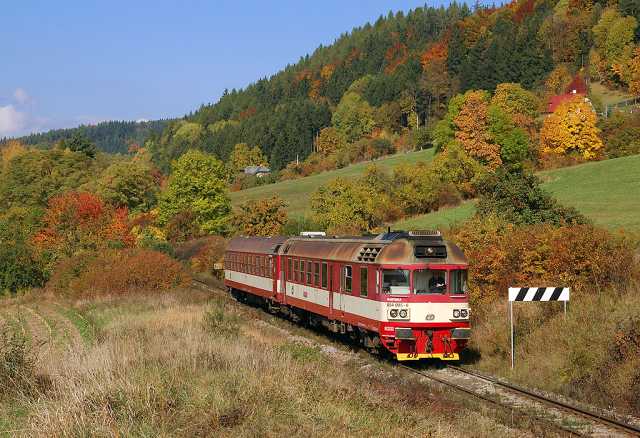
[232, 196, 288, 236]
[96, 161, 159, 211]
[331, 92, 375, 143]
[310, 178, 382, 234]
[540, 96, 604, 159]
[229, 143, 268, 173]
[592, 8, 638, 85]
[0, 140, 27, 171]
[33, 192, 134, 260]
[490, 83, 539, 133]
[453, 90, 502, 169]
[158, 150, 230, 234]
[315, 127, 346, 155]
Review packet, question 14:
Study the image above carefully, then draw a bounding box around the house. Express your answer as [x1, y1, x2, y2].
[547, 75, 588, 113]
[244, 165, 271, 177]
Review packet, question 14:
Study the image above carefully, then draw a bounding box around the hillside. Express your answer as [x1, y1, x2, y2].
[231, 152, 640, 229]
[4, 119, 169, 154]
[394, 154, 640, 231]
[230, 148, 435, 216]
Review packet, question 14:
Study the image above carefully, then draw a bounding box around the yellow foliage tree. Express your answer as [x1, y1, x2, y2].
[229, 143, 268, 173]
[232, 196, 288, 236]
[0, 140, 27, 171]
[540, 96, 604, 159]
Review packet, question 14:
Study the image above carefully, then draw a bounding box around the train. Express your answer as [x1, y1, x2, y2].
[223, 230, 470, 361]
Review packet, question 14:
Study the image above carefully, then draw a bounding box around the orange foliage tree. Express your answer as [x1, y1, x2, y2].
[540, 96, 604, 159]
[34, 192, 134, 259]
[453, 91, 502, 169]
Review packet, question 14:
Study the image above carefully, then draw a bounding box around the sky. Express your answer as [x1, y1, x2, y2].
[1, 1, 460, 137]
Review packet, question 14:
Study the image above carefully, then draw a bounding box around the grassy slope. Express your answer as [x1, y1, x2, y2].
[230, 149, 436, 217]
[395, 154, 640, 231]
[590, 81, 634, 107]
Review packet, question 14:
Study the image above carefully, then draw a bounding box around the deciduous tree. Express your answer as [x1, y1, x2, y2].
[540, 96, 604, 159]
[158, 150, 230, 234]
[232, 196, 288, 236]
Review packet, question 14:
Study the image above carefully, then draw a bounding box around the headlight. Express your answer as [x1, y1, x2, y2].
[390, 309, 399, 318]
[461, 309, 469, 318]
[453, 309, 460, 318]
[399, 309, 408, 319]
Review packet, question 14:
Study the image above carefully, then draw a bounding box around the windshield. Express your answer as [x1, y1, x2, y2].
[382, 269, 410, 294]
[414, 269, 447, 294]
[450, 270, 468, 294]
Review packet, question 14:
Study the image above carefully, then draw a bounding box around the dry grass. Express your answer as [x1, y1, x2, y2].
[470, 281, 640, 415]
[0, 288, 543, 437]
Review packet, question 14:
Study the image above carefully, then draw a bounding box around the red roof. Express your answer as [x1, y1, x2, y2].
[547, 93, 579, 113]
[565, 75, 587, 95]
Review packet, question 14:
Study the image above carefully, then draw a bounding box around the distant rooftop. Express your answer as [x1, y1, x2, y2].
[244, 165, 271, 175]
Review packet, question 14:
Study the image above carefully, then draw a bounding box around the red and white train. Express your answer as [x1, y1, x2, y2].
[223, 230, 470, 361]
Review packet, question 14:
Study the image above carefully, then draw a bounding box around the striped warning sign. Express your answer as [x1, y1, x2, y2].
[508, 287, 570, 302]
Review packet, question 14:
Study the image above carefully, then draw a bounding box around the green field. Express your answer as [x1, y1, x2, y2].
[394, 155, 640, 231]
[230, 148, 436, 217]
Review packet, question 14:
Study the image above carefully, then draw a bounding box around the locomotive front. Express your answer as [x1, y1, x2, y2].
[374, 231, 470, 361]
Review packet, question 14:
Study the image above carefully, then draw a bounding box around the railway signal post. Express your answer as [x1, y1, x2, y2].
[508, 287, 570, 369]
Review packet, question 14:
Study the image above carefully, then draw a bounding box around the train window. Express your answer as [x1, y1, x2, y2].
[343, 266, 352, 292]
[314, 262, 320, 286]
[268, 258, 273, 278]
[321, 263, 328, 288]
[306, 261, 312, 284]
[294, 260, 299, 282]
[382, 269, 410, 294]
[287, 258, 292, 280]
[414, 269, 447, 294]
[360, 267, 368, 297]
[450, 270, 468, 294]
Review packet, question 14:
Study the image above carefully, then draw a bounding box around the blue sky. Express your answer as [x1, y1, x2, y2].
[1, 1, 459, 137]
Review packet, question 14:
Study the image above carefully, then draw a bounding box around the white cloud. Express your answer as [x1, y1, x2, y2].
[0, 105, 27, 136]
[13, 88, 30, 105]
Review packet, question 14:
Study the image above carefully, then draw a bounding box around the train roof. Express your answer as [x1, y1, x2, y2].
[227, 231, 467, 265]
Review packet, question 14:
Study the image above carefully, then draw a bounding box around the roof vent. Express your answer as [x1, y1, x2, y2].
[408, 230, 441, 237]
[357, 245, 382, 262]
[300, 231, 326, 237]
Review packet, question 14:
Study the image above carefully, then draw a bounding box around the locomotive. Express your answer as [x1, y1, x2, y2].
[223, 230, 470, 361]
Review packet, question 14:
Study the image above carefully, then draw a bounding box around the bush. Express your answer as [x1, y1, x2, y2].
[47, 249, 190, 296]
[475, 167, 587, 226]
[188, 236, 227, 274]
[166, 210, 202, 244]
[202, 303, 241, 336]
[449, 216, 637, 314]
[599, 111, 640, 158]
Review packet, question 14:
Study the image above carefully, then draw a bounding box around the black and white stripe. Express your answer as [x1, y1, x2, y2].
[508, 287, 570, 302]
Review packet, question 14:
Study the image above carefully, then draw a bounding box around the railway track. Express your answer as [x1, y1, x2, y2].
[399, 363, 640, 437]
[194, 280, 640, 436]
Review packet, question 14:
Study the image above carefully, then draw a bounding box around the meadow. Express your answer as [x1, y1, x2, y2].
[0, 286, 547, 437]
[397, 154, 640, 231]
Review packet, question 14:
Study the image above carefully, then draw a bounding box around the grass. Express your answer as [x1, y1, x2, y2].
[393, 154, 640, 231]
[590, 81, 634, 107]
[0, 288, 553, 437]
[230, 148, 436, 217]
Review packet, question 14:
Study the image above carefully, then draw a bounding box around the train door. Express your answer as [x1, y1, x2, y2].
[331, 263, 342, 318]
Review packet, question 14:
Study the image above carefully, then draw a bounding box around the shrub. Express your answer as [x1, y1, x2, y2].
[202, 303, 241, 336]
[475, 167, 587, 226]
[599, 111, 640, 158]
[449, 217, 637, 314]
[166, 210, 202, 243]
[47, 249, 190, 296]
[188, 236, 227, 274]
